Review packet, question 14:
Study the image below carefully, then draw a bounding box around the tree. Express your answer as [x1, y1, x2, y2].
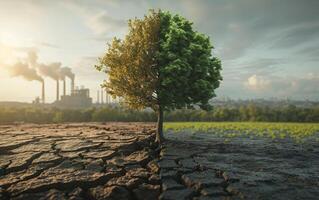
[96, 10, 222, 143]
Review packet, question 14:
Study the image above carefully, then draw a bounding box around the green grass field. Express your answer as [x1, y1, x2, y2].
[164, 122, 319, 143]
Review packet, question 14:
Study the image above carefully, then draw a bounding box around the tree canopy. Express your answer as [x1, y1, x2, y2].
[97, 10, 160, 110]
[158, 11, 222, 111]
[96, 10, 222, 143]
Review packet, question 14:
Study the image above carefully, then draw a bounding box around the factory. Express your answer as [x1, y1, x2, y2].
[52, 76, 93, 108]
[36, 75, 121, 109]
[33, 74, 122, 109]
[30, 70, 93, 108]
[55, 87, 93, 109]
[56, 88, 92, 108]
[95, 89, 119, 105]
[7, 51, 120, 109]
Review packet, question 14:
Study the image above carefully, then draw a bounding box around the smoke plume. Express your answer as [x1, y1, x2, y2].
[9, 61, 43, 82]
[59, 67, 75, 80]
[27, 51, 38, 67]
[37, 62, 62, 80]
[27, 51, 74, 81]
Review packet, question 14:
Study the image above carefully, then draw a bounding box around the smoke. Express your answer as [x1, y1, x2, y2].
[27, 51, 74, 80]
[9, 61, 43, 82]
[27, 51, 38, 67]
[27, 50, 61, 80]
[27, 51, 74, 81]
[7, 50, 75, 83]
[37, 62, 62, 80]
[59, 67, 75, 80]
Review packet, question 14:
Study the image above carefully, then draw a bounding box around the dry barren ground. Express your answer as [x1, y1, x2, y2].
[0, 123, 160, 200]
[161, 131, 319, 200]
[1, 123, 318, 200]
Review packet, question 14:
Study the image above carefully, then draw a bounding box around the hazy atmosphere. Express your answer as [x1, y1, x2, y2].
[0, 0, 319, 102]
[1, 2, 319, 200]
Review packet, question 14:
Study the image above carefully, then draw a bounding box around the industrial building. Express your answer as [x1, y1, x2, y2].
[53, 75, 92, 108]
[31, 71, 121, 108]
[33, 73, 93, 108]
[55, 87, 92, 108]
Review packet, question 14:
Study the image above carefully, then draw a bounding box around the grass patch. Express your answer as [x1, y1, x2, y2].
[164, 122, 319, 143]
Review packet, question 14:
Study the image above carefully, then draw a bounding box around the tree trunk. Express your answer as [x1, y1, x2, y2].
[156, 106, 164, 144]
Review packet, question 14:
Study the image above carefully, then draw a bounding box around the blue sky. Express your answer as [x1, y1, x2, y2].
[0, 0, 318, 102]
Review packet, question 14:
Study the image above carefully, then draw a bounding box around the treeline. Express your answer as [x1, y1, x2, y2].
[0, 107, 156, 124]
[0, 104, 319, 124]
[165, 104, 319, 122]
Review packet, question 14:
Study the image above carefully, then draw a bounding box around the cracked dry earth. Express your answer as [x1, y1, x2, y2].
[1, 123, 319, 200]
[161, 131, 319, 200]
[0, 123, 161, 200]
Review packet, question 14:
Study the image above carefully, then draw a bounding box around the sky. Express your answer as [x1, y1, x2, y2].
[0, 0, 318, 103]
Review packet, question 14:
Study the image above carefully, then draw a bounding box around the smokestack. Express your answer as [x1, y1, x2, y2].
[42, 81, 45, 104]
[59, 67, 74, 95]
[63, 79, 66, 96]
[101, 90, 104, 104]
[56, 80, 60, 101]
[97, 90, 100, 104]
[71, 77, 75, 95]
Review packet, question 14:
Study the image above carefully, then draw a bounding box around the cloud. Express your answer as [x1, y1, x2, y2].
[87, 35, 114, 42]
[245, 75, 271, 90]
[270, 22, 319, 49]
[86, 11, 126, 36]
[244, 73, 319, 100]
[35, 41, 60, 49]
[240, 58, 284, 76]
[58, 0, 319, 61]
[0, 42, 37, 52]
[61, 1, 127, 38]
[0, 42, 38, 66]
[177, 0, 319, 61]
[221, 58, 284, 86]
[72, 56, 101, 78]
[297, 44, 319, 61]
[241, 58, 281, 69]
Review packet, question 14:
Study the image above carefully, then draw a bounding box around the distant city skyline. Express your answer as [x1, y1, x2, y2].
[0, 0, 318, 103]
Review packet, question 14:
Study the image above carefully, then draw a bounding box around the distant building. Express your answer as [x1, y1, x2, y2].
[55, 87, 92, 108]
[32, 97, 41, 104]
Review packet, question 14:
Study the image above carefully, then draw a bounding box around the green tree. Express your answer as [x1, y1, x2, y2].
[97, 10, 222, 143]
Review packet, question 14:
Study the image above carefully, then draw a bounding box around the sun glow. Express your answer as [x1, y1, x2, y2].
[0, 32, 20, 46]
[0, 43, 18, 65]
[0, 30, 34, 65]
